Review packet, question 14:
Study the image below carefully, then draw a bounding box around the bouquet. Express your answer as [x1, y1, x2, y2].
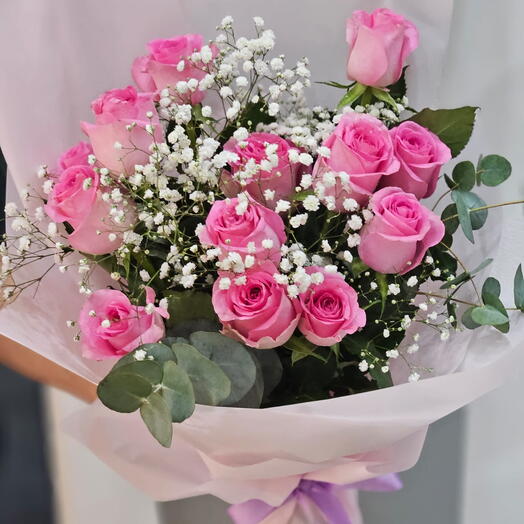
[2, 8, 524, 522]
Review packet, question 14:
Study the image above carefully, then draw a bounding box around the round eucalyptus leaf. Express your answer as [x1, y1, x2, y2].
[97, 370, 152, 413]
[478, 154, 512, 186]
[441, 204, 459, 235]
[171, 342, 231, 406]
[110, 359, 163, 385]
[112, 343, 175, 371]
[140, 392, 173, 448]
[461, 307, 480, 330]
[482, 277, 501, 300]
[452, 161, 475, 191]
[471, 305, 508, 326]
[189, 332, 257, 405]
[161, 361, 195, 423]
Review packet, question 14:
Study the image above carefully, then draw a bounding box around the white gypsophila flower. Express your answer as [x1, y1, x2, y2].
[289, 214, 308, 228]
[408, 372, 420, 383]
[139, 270, 151, 282]
[219, 277, 231, 290]
[275, 200, 291, 213]
[300, 174, 313, 189]
[358, 360, 369, 372]
[263, 189, 275, 201]
[303, 195, 320, 212]
[220, 86, 233, 98]
[270, 57, 284, 71]
[388, 283, 401, 296]
[407, 276, 418, 287]
[4, 202, 18, 217]
[321, 240, 331, 252]
[347, 215, 363, 231]
[268, 103, 279, 116]
[432, 268, 442, 277]
[386, 349, 399, 359]
[407, 344, 419, 354]
[343, 198, 359, 212]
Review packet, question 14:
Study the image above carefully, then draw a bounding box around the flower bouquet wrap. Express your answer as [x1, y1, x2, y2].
[2, 8, 524, 523]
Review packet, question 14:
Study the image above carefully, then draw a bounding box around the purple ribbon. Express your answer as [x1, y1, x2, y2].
[228, 474, 402, 524]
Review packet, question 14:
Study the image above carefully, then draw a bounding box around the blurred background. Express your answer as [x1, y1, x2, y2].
[1, 0, 523, 523]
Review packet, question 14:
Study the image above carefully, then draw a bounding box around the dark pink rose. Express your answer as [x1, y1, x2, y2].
[298, 266, 366, 346]
[380, 121, 451, 199]
[78, 287, 168, 360]
[198, 197, 286, 264]
[212, 262, 301, 349]
[313, 112, 399, 210]
[221, 133, 300, 210]
[44, 165, 135, 255]
[346, 8, 419, 87]
[132, 34, 211, 104]
[81, 86, 163, 174]
[57, 141, 93, 173]
[358, 187, 445, 274]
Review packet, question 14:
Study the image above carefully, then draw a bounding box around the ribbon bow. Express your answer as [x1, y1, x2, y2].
[228, 474, 402, 524]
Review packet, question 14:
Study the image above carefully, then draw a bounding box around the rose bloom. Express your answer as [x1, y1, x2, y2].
[198, 197, 286, 264]
[212, 262, 301, 349]
[45, 165, 133, 255]
[79, 287, 168, 360]
[313, 112, 399, 210]
[57, 141, 93, 173]
[380, 121, 451, 199]
[132, 34, 210, 104]
[81, 86, 163, 173]
[298, 267, 366, 346]
[221, 133, 300, 210]
[358, 187, 445, 274]
[346, 8, 419, 87]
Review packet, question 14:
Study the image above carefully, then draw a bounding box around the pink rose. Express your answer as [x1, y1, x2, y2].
[198, 197, 286, 264]
[380, 121, 451, 199]
[313, 113, 399, 210]
[79, 287, 168, 360]
[132, 34, 210, 104]
[81, 86, 163, 174]
[221, 133, 300, 210]
[358, 187, 445, 274]
[212, 262, 301, 349]
[45, 165, 135, 255]
[346, 8, 419, 87]
[57, 141, 93, 173]
[298, 267, 366, 346]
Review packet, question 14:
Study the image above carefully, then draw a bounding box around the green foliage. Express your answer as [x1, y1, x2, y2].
[452, 161, 476, 191]
[337, 82, 368, 109]
[370, 87, 398, 110]
[140, 392, 173, 447]
[470, 305, 509, 326]
[477, 155, 512, 186]
[441, 204, 459, 235]
[409, 106, 477, 157]
[514, 264, 524, 311]
[161, 361, 195, 422]
[388, 66, 408, 100]
[284, 335, 326, 364]
[441, 258, 492, 290]
[171, 342, 231, 405]
[451, 190, 488, 243]
[166, 291, 219, 337]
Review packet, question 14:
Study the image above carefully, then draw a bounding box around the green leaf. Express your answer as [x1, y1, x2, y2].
[452, 161, 476, 191]
[368, 366, 393, 389]
[375, 273, 388, 315]
[452, 190, 474, 243]
[161, 361, 195, 423]
[409, 106, 477, 157]
[388, 66, 408, 100]
[337, 83, 368, 109]
[440, 258, 493, 290]
[140, 392, 173, 448]
[441, 204, 459, 235]
[471, 305, 509, 326]
[252, 349, 283, 401]
[462, 307, 481, 329]
[188, 332, 257, 405]
[444, 174, 456, 190]
[166, 291, 219, 337]
[482, 277, 501, 300]
[482, 291, 509, 333]
[478, 155, 512, 186]
[284, 335, 325, 364]
[97, 365, 153, 413]
[370, 87, 398, 110]
[171, 343, 231, 405]
[317, 80, 354, 89]
[514, 264, 524, 311]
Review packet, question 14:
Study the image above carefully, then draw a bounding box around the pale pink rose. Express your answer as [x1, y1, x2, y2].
[79, 287, 169, 360]
[313, 113, 399, 210]
[44, 165, 135, 255]
[198, 197, 286, 264]
[212, 262, 301, 349]
[221, 133, 300, 210]
[358, 187, 445, 275]
[81, 86, 163, 174]
[346, 8, 419, 87]
[132, 34, 210, 104]
[57, 141, 93, 173]
[298, 267, 366, 346]
[380, 121, 451, 199]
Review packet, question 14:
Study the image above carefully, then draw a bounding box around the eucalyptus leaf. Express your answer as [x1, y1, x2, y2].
[471, 305, 509, 326]
[409, 106, 477, 157]
[452, 161, 475, 191]
[161, 361, 195, 422]
[462, 307, 481, 330]
[441, 204, 459, 235]
[188, 332, 257, 405]
[478, 155, 512, 186]
[140, 392, 173, 448]
[482, 291, 509, 333]
[482, 277, 501, 300]
[514, 264, 524, 311]
[171, 342, 231, 406]
[113, 343, 175, 371]
[451, 190, 474, 243]
[97, 367, 153, 413]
